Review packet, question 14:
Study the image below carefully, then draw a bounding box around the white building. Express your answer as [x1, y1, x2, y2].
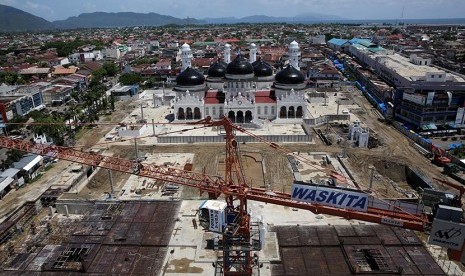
[104, 48, 122, 60]
[172, 41, 308, 124]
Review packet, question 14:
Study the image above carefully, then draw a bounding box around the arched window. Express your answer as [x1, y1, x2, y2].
[205, 107, 209, 116]
[257, 106, 261, 115]
[264, 106, 268, 115]
[212, 106, 216, 115]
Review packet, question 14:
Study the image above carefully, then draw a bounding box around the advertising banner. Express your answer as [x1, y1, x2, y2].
[291, 183, 368, 212]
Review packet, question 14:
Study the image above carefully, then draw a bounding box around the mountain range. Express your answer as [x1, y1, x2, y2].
[203, 12, 346, 24]
[0, 4, 346, 32]
[0, 4, 55, 32]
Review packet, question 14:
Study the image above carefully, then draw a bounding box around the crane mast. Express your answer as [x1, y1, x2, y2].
[0, 116, 433, 275]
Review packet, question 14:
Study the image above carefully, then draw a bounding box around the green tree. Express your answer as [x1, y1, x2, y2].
[119, 73, 142, 85]
[102, 62, 118, 77]
[0, 72, 20, 85]
[110, 94, 115, 111]
[90, 68, 108, 87]
[6, 115, 28, 132]
[32, 115, 67, 146]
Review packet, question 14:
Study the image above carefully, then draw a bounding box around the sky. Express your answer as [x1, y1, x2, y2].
[1, 0, 465, 21]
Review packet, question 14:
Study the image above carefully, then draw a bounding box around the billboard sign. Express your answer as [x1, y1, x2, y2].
[455, 107, 465, 125]
[429, 219, 465, 250]
[291, 183, 368, 212]
[209, 209, 223, 232]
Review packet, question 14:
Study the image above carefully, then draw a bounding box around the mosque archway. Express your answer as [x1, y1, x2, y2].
[194, 107, 201, 119]
[186, 107, 193, 120]
[288, 106, 295, 118]
[237, 111, 244, 123]
[245, 111, 253, 123]
[280, 106, 287, 118]
[178, 108, 185, 120]
[296, 106, 303, 118]
[228, 111, 236, 123]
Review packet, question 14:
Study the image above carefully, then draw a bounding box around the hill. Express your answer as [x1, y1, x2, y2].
[53, 12, 205, 29]
[0, 4, 55, 32]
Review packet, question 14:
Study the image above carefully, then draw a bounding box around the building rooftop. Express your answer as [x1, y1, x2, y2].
[377, 53, 465, 82]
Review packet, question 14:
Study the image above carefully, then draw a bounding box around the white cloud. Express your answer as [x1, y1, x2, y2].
[0, 0, 16, 5]
[25, 1, 54, 14]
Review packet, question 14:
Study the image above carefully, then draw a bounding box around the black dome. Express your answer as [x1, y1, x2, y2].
[253, 60, 273, 77]
[275, 64, 305, 84]
[252, 59, 261, 67]
[226, 54, 254, 75]
[176, 67, 205, 86]
[207, 60, 226, 78]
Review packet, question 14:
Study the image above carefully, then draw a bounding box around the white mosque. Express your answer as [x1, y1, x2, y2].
[172, 41, 308, 124]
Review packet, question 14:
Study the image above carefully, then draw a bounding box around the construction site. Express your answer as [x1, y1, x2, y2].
[0, 84, 464, 276]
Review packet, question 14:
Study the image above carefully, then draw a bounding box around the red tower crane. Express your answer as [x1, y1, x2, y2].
[0, 117, 434, 275]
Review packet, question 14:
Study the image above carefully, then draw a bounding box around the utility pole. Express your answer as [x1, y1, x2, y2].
[134, 138, 139, 160]
[140, 103, 144, 121]
[152, 119, 156, 136]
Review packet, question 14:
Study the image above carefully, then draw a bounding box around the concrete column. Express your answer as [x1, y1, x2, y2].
[369, 165, 375, 190]
[108, 169, 114, 197]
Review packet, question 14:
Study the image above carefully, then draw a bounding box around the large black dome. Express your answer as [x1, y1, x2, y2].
[275, 64, 305, 84]
[253, 60, 273, 77]
[226, 54, 254, 75]
[252, 59, 261, 67]
[176, 67, 205, 86]
[207, 60, 226, 78]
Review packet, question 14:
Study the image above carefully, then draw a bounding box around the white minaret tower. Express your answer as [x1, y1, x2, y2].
[181, 43, 192, 71]
[249, 43, 257, 63]
[224, 43, 231, 64]
[288, 40, 300, 70]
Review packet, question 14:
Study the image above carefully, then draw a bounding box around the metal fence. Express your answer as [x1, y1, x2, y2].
[157, 134, 312, 144]
[304, 114, 351, 126]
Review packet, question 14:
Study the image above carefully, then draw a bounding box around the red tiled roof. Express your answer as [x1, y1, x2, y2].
[192, 58, 215, 68]
[204, 91, 225, 104]
[255, 90, 276, 104]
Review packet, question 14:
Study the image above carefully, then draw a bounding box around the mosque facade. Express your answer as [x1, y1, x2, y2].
[173, 41, 308, 124]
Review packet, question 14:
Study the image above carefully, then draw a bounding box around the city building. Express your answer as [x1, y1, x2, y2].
[339, 37, 465, 130]
[0, 84, 45, 132]
[108, 83, 139, 100]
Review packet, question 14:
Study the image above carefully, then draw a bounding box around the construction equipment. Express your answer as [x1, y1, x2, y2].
[433, 177, 464, 207]
[431, 144, 451, 166]
[0, 116, 459, 275]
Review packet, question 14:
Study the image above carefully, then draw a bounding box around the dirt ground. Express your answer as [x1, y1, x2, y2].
[339, 91, 451, 194]
[74, 100, 134, 149]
